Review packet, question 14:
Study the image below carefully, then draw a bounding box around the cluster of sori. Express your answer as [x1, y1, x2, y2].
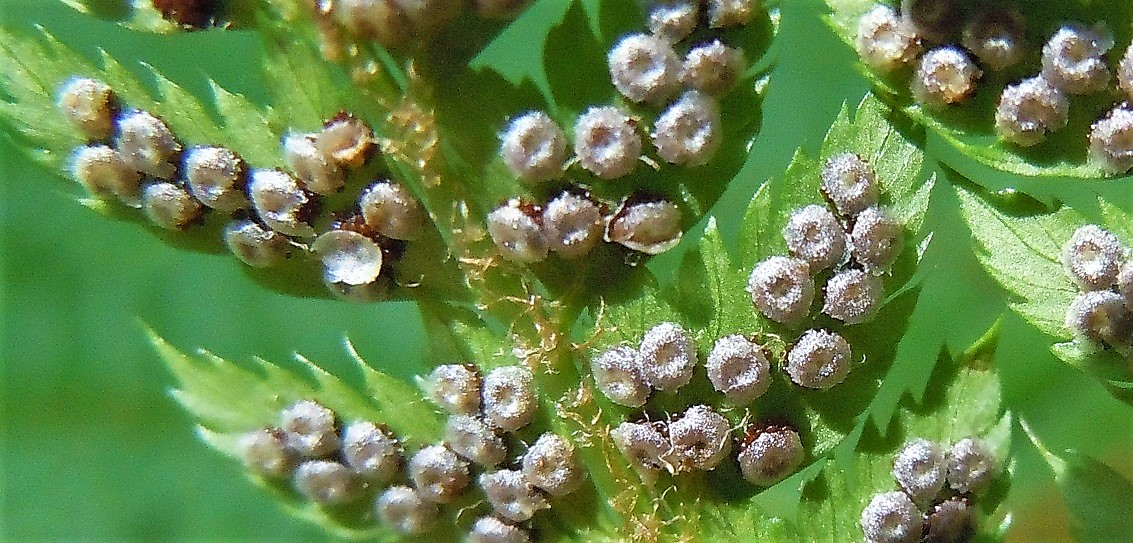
[861, 437, 997, 543]
[489, 0, 758, 262]
[747, 153, 902, 388]
[1061, 225, 1133, 353]
[592, 322, 805, 486]
[310, 0, 533, 52]
[856, 2, 1133, 173]
[238, 400, 404, 514]
[486, 191, 684, 262]
[413, 364, 584, 540]
[239, 364, 582, 541]
[59, 77, 430, 302]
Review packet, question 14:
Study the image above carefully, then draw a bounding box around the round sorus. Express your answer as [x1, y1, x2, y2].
[293, 460, 362, 506]
[423, 364, 482, 415]
[591, 344, 650, 408]
[823, 268, 884, 324]
[316, 114, 373, 169]
[610, 421, 669, 481]
[57, 77, 115, 140]
[705, 334, 771, 405]
[573, 106, 642, 179]
[248, 169, 317, 237]
[487, 199, 549, 263]
[961, 6, 1025, 72]
[312, 229, 384, 287]
[408, 444, 470, 504]
[607, 33, 682, 105]
[925, 497, 972, 543]
[892, 438, 946, 505]
[1119, 261, 1133, 305]
[994, 76, 1069, 147]
[651, 90, 722, 166]
[342, 421, 402, 484]
[445, 414, 507, 468]
[855, 5, 921, 73]
[945, 437, 996, 494]
[329, 0, 412, 47]
[522, 432, 584, 497]
[1089, 107, 1133, 175]
[359, 180, 427, 241]
[786, 329, 852, 390]
[1041, 24, 1113, 95]
[376, 485, 438, 535]
[924, 498, 969, 541]
[668, 405, 732, 472]
[637, 321, 696, 392]
[647, 1, 698, 44]
[1061, 224, 1125, 291]
[1120, 43, 1133, 100]
[747, 256, 815, 326]
[280, 400, 340, 459]
[707, 0, 754, 28]
[681, 39, 745, 96]
[482, 365, 536, 432]
[911, 46, 982, 108]
[141, 181, 203, 230]
[850, 206, 903, 273]
[821, 153, 879, 216]
[605, 198, 683, 255]
[238, 427, 298, 478]
[860, 491, 925, 543]
[283, 132, 344, 195]
[542, 191, 603, 259]
[467, 516, 531, 543]
[1066, 290, 1133, 346]
[115, 109, 181, 179]
[478, 469, 549, 522]
[224, 219, 292, 268]
[184, 146, 247, 212]
[499, 111, 567, 183]
[71, 144, 143, 205]
[783, 204, 847, 273]
[737, 424, 804, 486]
[899, 0, 962, 43]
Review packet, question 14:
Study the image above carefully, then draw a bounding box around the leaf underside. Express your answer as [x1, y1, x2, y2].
[825, 0, 1133, 180]
[6, 0, 1133, 542]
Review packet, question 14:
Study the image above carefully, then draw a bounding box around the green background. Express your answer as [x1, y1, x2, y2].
[5, 0, 1125, 541]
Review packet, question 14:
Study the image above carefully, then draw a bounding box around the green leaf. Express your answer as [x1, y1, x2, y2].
[154, 329, 448, 541]
[1014, 421, 1133, 543]
[956, 182, 1133, 393]
[573, 92, 949, 538]
[825, 0, 1133, 179]
[784, 351, 1011, 543]
[736, 93, 942, 445]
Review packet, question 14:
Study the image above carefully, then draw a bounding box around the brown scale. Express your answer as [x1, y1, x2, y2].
[152, 0, 221, 29]
[322, 111, 377, 168]
[515, 199, 545, 226]
[740, 418, 797, 448]
[290, 184, 323, 231]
